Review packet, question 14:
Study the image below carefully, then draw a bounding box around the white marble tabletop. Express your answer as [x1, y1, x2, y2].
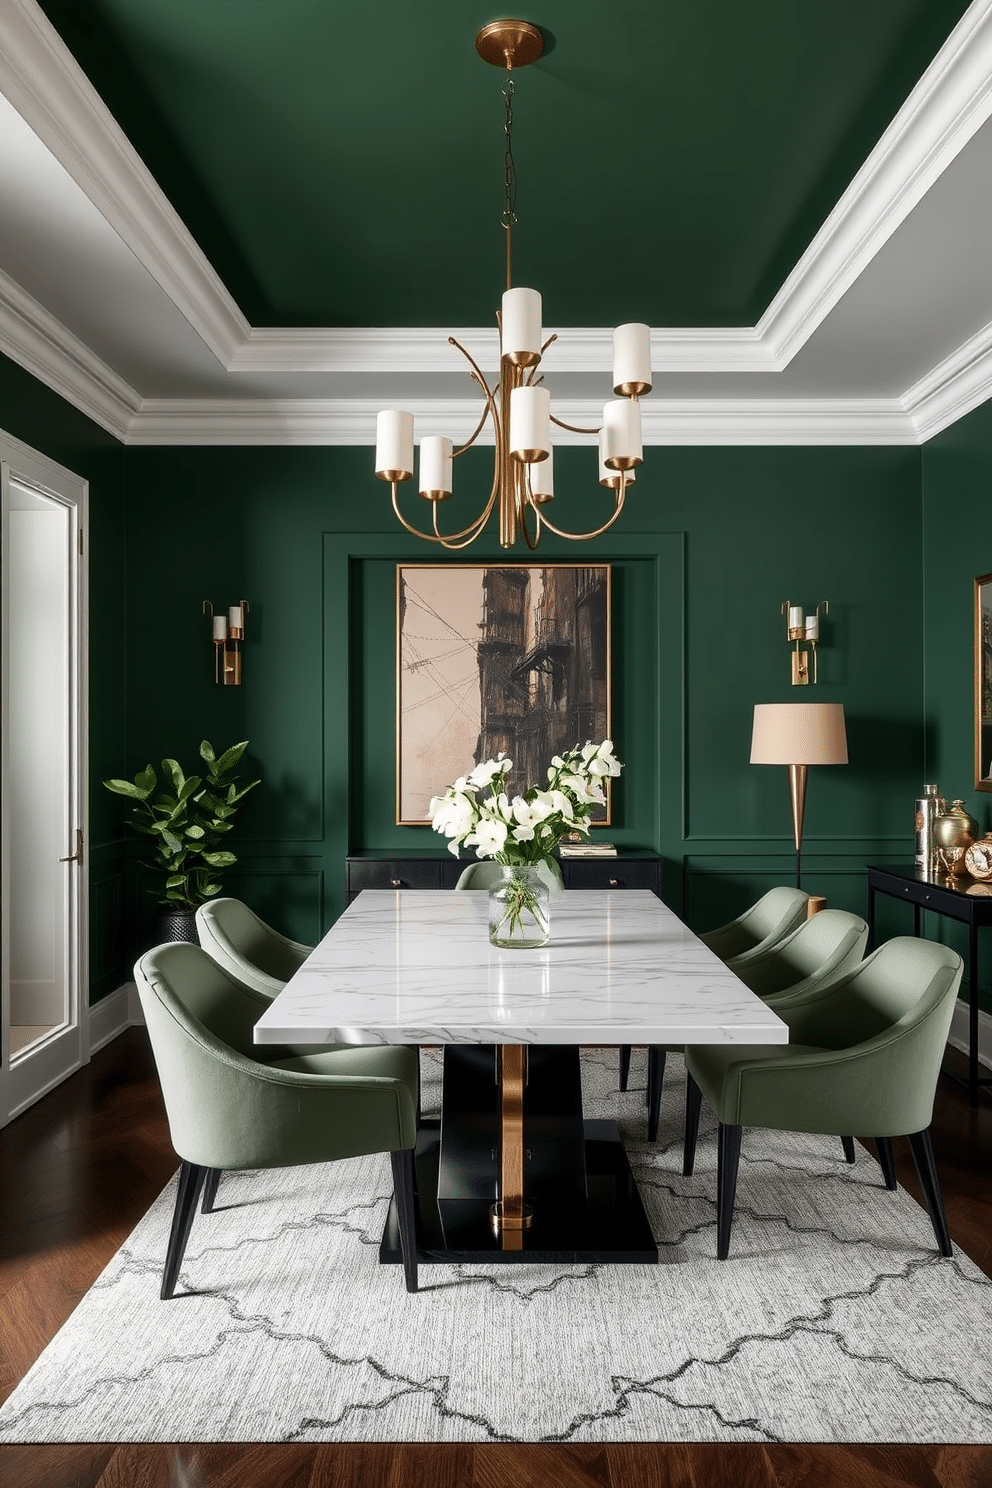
[253, 890, 789, 1047]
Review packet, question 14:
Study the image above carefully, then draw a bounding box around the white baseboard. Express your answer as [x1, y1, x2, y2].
[88, 981, 143, 1054]
[948, 998, 992, 1071]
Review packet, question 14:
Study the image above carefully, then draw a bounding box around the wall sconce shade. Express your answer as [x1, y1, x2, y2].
[751, 702, 848, 888]
[203, 599, 249, 685]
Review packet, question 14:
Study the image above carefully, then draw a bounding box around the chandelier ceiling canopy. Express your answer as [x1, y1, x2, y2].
[375, 18, 651, 551]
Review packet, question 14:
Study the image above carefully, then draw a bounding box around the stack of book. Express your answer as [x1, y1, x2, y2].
[558, 841, 617, 858]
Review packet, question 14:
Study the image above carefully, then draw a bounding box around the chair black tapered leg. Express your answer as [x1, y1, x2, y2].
[201, 1168, 222, 1213]
[618, 1044, 632, 1093]
[646, 1046, 668, 1142]
[390, 1148, 419, 1293]
[907, 1128, 952, 1257]
[874, 1137, 898, 1190]
[683, 1072, 703, 1176]
[841, 1136, 856, 1164]
[716, 1123, 743, 1261]
[161, 1161, 207, 1300]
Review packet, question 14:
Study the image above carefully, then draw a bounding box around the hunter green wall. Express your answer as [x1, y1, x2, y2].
[921, 397, 992, 1006]
[1, 352, 127, 1001]
[123, 442, 924, 946]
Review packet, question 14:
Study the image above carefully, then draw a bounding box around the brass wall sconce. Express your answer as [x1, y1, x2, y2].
[203, 599, 249, 685]
[781, 598, 829, 685]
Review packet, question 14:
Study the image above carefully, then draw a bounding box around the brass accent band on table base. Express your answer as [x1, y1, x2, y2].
[490, 1043, 533, 1249]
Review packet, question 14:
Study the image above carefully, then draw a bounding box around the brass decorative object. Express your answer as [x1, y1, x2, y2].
[915, 783, 946, 876]
[203, 599, 249, 685]
[780, 599, 829, 685]
[933, 799, 978, 876]
[964, 833, 992, 880]
[375, 20, 651, 550]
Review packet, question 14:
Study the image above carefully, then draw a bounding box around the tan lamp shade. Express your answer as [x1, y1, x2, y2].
[750, 702, 848, 766]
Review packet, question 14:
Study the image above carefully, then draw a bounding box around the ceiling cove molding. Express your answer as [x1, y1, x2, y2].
[759, 0, 992, 369]
[231, 325, 773, 375]
[5, 0, 989, 387]
[903, 319, 992, 441]
[0, 268, 137, 441]
[0, 0, 247, 367]
[125, 397, 915, 448]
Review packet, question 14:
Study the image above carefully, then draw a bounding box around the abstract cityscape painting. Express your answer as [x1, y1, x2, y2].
[397, 564, 611, 824]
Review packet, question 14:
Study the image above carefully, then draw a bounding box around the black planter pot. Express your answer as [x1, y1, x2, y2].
[156, 909, 199, 945]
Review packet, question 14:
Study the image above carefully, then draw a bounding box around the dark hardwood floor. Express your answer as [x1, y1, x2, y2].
[1, 1029, 989, 1487]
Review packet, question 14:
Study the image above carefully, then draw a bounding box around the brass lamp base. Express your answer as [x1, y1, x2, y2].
[475, 19, 544, 69]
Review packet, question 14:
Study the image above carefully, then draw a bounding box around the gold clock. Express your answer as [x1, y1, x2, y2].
[964, 835, 992, 880]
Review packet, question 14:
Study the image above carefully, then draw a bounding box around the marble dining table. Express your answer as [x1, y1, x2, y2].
[254, 889, 789, 1267]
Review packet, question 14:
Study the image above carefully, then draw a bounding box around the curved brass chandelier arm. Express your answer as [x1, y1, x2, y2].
[390, 483, 498, 549]
[536, 476, 627, 542]
[551, 412, 602, 436]
[453, 394, 492, 458]
[431, 492, 499, 550]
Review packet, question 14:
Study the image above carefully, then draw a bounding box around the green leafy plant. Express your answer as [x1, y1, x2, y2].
[103, 740, 260, 910]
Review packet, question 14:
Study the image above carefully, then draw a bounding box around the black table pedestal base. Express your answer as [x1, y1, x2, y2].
[380, 1045, 658, 1267]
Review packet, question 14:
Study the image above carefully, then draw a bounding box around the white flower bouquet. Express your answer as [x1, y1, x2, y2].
[429, 741, 623, 946]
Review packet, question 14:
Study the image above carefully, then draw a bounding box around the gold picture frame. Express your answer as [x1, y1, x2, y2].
[976, 572, 992, 792]
[396, 563, 612, 825]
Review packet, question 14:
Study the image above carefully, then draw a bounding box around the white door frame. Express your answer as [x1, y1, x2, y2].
[0, 430, 89, 1126]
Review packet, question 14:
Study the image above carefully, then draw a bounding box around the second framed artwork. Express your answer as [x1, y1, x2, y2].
[397, 563, 611, 825]
[976, 571, 992, 791]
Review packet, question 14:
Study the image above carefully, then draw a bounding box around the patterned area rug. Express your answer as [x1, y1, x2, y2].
[1, 1050, 990, 1445]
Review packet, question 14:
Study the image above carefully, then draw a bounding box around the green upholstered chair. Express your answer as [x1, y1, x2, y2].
[134, 942, 420, 1297]
[642, 908, 869, 1141]
[619, 886, 811, 1096]
[681, 936, 963, 1260]
[454, 857, 565, 893]
[195, 897, 313, 1000]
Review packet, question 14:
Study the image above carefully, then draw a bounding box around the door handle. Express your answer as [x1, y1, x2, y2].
[59, 828, 84, 864]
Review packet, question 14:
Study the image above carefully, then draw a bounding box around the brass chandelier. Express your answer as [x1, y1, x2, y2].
[374, 19, 652, 551]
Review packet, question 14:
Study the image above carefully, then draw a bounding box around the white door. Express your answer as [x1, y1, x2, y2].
[0, 432, 88, 1126]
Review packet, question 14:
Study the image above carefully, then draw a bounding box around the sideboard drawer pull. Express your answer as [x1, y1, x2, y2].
[391, 877, 402, 887]
[609, 877, 619, 886]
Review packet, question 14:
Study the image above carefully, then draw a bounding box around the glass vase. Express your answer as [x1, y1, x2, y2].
[488, 865, 551, 949]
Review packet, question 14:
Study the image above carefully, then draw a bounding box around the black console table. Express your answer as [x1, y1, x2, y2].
[866, 864, 992, 1107]
[346, 849, 663, 903]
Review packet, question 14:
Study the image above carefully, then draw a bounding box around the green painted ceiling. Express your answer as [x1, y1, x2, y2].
[37, 0, 972, 329]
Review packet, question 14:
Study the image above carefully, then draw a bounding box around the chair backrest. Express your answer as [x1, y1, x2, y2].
[700, 885, 810, 961]
[734, 909, 868, 1001]
[781, 936, 963, 1135]
[195, 897, 312, 997]
[454, 858, 565, 893]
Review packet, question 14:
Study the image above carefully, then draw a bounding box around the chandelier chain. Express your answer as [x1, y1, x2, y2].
[502, 76, 516, 289]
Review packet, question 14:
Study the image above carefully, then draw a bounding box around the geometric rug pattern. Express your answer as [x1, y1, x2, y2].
[1, 1050, 990, 1444]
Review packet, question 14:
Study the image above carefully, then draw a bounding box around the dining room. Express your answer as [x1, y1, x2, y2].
[2, 1, 992, 1483]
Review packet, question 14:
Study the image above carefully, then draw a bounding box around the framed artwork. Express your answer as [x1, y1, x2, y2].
[396, 563, 612, 825]
[975, 572, 992, 792]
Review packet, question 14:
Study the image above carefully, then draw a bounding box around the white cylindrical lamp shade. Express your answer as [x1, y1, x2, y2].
[613, 323, 652, 395]
[228, 605, 243, 631]
[418, 436, 453, 498]
[509, 386, 550, 463]
[750, 703, 848, 765]
[602, 398, 643, 470]
[528, 448, 554, 501]
[212, 615, 228, 641]
[804, 613, 819, 640]
[375, 410, 414, 481]
[788, 604, 804, 630]
[501, 288, 542, 367]
[598, 432, 636, 488]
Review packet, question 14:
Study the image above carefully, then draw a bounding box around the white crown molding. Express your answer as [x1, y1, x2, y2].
[759, 0, 992, 368]
[231, 324, 773, 375]
[126, 395, 915, 447]
[0, 0, 247, 367]
[0, 268, 138, 440]
[903, 319, 992, 441]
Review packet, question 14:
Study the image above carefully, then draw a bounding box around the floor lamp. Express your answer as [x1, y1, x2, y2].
[750, 702, 848, 889]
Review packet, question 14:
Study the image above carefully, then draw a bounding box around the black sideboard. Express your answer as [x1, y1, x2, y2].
[346, 850, 663, 904]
